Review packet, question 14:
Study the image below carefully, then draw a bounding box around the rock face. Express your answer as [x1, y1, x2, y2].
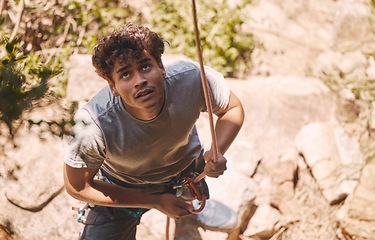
[246, 0, 375, 79]
[337, 161, 375, 239]
[0, 104, 82, 240]
[1, 0, 375, 239]
[0, 55, 370, 240]
[295, 122, 364, 204]
[4, 122, 65, 212]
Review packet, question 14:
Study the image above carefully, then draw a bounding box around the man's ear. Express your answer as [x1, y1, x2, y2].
[108, 81, 120, 96]
[158, 62, 166, 77]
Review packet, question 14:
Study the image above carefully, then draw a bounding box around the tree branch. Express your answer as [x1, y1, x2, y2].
[0, 0, 7, 17]
[9, 0, 24, 42]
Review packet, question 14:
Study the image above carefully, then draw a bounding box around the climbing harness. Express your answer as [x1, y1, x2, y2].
[72, 169, 210, 224]
[72, 202, 93, 224]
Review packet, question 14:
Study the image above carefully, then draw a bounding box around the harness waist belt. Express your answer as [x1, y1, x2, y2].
[101, 170, 177, 194]
[100, 150, 205, 194]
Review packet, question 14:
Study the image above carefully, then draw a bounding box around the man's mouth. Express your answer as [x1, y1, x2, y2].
[135, 89, 153, 99]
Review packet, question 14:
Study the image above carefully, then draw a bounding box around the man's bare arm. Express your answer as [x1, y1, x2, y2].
[63, 164, 193, 219]
[203, 91, 244, 177]
[214, 91, 244, 154]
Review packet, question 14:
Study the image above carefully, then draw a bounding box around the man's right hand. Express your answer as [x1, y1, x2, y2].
[153, 193, 194, 219]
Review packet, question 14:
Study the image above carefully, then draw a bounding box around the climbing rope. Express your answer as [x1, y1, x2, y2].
[165, 0, 219, 239]
[191, 0, 219, 180]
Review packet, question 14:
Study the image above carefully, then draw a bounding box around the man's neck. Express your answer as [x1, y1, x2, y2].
[124, 96, 165, 121]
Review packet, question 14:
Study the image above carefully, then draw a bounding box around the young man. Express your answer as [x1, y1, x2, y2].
[63, 23, 244, 239]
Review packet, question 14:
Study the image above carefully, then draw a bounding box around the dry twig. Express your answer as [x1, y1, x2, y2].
[0, 0, 7, 16]
[9, 0, 24, 41]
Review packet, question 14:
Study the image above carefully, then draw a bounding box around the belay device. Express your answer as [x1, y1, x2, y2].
[174, 172, 210, 213]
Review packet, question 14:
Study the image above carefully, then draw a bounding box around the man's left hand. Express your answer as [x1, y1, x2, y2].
[203, 150, 227, 178]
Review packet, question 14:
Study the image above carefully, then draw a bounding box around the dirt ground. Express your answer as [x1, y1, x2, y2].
[279, 163, 342, 240]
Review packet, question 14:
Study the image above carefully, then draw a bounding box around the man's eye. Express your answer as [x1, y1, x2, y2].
[142, 65, 150, 71]
[122, 72, 130, 78]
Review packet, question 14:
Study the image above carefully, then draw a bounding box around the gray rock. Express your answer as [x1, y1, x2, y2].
[337, 161, 375, 239]
[295, 122, 364, 204]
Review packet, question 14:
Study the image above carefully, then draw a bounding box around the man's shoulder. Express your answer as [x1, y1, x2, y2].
[163, 59, 199, 77]
[81, 86, 119, 118]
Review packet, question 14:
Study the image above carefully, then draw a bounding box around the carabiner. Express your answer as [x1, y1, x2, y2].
[185, 176, 207, 214]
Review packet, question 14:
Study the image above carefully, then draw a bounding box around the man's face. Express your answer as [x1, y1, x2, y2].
[109, 51, 166, 120]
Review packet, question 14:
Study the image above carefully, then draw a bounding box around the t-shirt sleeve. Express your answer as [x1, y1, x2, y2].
[193, 62, 231, 113]
[64, 107, 106, 168]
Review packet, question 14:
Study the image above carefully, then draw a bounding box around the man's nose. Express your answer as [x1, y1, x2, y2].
[134, 73, 147, 87]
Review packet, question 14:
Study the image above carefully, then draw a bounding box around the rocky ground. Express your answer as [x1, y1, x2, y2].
[1, 0, 375, 239]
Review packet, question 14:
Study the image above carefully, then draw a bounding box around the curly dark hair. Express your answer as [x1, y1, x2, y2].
[92, 23, 166, 82]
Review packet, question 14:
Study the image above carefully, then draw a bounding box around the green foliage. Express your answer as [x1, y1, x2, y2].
[151, 0, 256, 78]
[0, 36, 62, 137]
[1, 0, 143, 97]
[0, 0, 142, 54]
[322, 77, 375, 103]
[0, 0, 143, 141]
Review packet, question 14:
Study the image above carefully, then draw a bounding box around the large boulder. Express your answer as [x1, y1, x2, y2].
[295, 122, 364, 204]
[337, 160, 375, 239]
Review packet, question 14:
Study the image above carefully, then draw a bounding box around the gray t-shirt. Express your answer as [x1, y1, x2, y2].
[64, 60, 230, 186]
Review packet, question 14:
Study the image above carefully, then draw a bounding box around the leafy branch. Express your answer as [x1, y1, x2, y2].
[0, 36, 62, 138]
[151, 0, 256, 78]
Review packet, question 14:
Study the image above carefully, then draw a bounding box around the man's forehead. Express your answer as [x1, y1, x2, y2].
[117, 50, 152, 65]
